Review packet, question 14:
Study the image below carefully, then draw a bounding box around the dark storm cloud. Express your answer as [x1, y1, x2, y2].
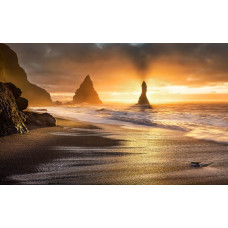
[7, 43, 228, 92]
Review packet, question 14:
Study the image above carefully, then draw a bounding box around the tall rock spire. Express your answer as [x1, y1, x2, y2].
[137, 81, 150, 105]
[73, 75, 102, 104]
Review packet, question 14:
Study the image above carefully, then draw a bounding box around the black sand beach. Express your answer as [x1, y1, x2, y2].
[1, 117, 228, 184]
[0, 118, 120, 184]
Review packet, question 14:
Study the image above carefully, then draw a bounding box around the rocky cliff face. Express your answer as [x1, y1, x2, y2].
[0, 83, 28, 136]
[0, 82, 56, 137]
[138, 81, 150, 105]
[0, 44, 52, 106]
[73, 75, 102, 104]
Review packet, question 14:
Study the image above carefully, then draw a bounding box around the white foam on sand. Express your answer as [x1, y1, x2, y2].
[31, 103, 228, 144]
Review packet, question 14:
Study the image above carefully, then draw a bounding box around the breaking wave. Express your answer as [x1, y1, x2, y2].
[32, 103, 228, 144]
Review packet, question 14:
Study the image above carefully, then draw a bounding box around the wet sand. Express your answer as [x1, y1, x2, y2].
[1, 118, 228, 184]
[0, 118, 121, 184]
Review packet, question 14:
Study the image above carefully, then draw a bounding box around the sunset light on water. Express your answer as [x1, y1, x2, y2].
[2, 2, 228, 228]
[2, 43, 228, 186]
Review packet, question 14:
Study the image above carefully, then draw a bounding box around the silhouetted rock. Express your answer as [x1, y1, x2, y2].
[16, 97, 28, 111]
[24, 111, 56, 127]
[138, 81, 150, 106]
[54, 100, 63, 106]
[0, 82, 28, 136]
[73, 75, 102, 104]
[0, 44, 52, 106]
[4, 82, 28, 111]
[5, 82, 22, 98]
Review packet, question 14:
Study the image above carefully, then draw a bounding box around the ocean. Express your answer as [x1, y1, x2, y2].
[32, 103, 228, 144]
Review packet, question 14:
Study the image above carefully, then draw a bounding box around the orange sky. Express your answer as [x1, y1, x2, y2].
[8, 44, 228, 104]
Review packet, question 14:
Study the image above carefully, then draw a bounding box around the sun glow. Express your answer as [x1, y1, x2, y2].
[50, 82, 228, 104]
[50, 74, 228, 104]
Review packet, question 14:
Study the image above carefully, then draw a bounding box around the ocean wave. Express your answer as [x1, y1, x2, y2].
[32, 103, 228, 144]
[185, 127, 228, 144]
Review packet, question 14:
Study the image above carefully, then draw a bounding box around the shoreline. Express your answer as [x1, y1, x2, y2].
[30, 105, 228, 146]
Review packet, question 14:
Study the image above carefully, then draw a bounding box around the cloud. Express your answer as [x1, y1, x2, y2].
[7, 43, 228, 93]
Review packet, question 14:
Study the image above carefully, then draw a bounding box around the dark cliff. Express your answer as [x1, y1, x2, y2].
[0, 44, 52, 106]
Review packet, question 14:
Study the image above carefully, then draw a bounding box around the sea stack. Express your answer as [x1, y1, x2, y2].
[138, 81, 150, 106]
[73, 75, 102, 105]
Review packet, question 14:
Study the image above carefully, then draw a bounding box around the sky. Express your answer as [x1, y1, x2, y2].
[7, 43, 228, 103]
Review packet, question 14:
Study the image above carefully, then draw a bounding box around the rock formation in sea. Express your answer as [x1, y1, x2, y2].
[73, 75, 102, 104]
[137, 81, 150, 105]
[0, 82, 28, 136]
[54, 100, 63, 106]
[0, 44, 52, 106]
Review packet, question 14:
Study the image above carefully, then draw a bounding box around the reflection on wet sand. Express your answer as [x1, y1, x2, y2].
[6, 120, 228, 185]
